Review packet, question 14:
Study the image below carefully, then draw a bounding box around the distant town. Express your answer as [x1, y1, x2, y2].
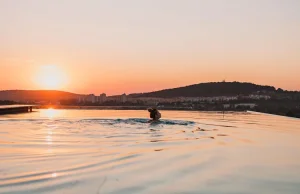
[72, 92, 268, 110]
[1, 82, 300, 118]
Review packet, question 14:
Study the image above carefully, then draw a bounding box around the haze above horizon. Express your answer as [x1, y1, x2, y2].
[1, 0, 299, 95]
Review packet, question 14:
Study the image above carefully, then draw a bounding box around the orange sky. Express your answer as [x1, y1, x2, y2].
[1, 0, 299, 95]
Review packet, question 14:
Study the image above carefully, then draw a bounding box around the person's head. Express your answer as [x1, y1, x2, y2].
[147, 108, 153, 112]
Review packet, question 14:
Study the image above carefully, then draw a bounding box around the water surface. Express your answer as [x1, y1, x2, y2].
[1, 109, 300, 194]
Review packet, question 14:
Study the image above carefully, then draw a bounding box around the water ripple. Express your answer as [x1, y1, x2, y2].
[1, 110, 300, 194]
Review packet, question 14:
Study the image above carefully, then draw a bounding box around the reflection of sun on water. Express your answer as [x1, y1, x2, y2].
[42, 108, 60, 147]
[46, 135, 52, 145]
[42, 108, 60, 118]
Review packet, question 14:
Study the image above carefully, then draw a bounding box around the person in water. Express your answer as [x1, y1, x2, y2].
[148, 108, 161, 121]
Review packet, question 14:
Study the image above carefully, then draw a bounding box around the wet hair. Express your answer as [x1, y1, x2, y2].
[149, 109, 157, 119]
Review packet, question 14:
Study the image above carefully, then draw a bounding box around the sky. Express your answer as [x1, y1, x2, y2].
[0, 0, 299, 95]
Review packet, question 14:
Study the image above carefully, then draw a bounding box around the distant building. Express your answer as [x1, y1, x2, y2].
[223, 104, 231, 109]
[176, 96, 238, 103]
[131, 97, 171, 104]
[234, 103, 257, 109]
[98, 93, 107, 103]
[249, 94, 271, 100]
[78, 97, 84, 103]
[121, 93, 127, 103]
[105, 94, 127, 103]
[86, 94, 96, 103]
[223, 103, 257, 109]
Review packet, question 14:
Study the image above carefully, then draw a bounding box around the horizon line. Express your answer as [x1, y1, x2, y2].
[1, 81, 299, 96]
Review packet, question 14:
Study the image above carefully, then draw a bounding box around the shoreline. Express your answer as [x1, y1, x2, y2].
[2, 104, 298, 119]
[36, 105, 242, 112]
[36, 105, 300, 119]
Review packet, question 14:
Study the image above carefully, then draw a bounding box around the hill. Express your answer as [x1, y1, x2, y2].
[129, 82, 277, 98]
[0, 90, 83, 102]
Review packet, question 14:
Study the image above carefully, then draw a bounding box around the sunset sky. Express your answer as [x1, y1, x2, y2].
[1, 0, 299, 95]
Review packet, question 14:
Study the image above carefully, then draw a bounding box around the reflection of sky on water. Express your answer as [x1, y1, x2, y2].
[0, 110, 300, 194]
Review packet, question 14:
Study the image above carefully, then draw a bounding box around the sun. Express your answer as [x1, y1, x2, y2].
[35, 65, 68, 90]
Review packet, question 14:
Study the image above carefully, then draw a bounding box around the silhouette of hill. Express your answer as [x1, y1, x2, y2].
[0, 90, 83, 102]
[0, 82, 296, 103]
[129, 82, 277, 98]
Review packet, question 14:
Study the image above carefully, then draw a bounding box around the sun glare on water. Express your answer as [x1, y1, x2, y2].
[42, 108, 61, 118]
[35, 65, 67, 90]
